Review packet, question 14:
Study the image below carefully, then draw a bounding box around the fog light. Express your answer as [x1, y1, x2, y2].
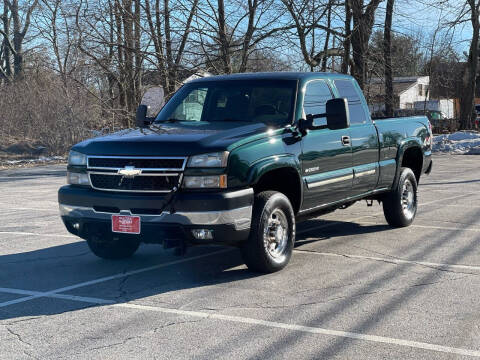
[191, 229, 213, 240]
[183, 175, 227, 189]
[73, 222, 80, 230]
[67, 171, 90, 186]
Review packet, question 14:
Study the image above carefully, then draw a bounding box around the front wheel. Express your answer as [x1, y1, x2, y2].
[241, 191, 295, 273]
[382, 167, 418, 227]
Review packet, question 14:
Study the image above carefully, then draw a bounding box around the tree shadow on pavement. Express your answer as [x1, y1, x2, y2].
[0, 219, 392, 321]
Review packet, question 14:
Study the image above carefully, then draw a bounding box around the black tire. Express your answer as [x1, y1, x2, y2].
[87, 235, 140, 259]
[383, 167, 418, 228]
[241, 191, 295, 273]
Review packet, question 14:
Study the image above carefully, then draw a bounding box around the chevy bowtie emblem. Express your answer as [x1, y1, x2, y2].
[118, 166, 142, 177]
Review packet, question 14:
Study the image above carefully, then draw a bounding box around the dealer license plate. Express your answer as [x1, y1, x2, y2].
[111, 215, 141, 234]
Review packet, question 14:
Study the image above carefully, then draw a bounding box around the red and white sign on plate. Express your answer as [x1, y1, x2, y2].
[112, 215, 141, 234]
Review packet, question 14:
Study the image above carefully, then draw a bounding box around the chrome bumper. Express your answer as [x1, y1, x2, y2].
[59, 204, 252, 231]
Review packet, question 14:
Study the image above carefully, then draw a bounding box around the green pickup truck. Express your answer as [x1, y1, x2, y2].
[58, 72, 433, 273]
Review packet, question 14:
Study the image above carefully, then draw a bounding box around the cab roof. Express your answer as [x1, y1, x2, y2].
[188, 72, 354, 83]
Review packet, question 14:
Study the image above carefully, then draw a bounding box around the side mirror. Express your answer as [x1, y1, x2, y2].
[136, 105, 153, 128]
[297, 98, 350, 136]
[326, 98, 350, 130]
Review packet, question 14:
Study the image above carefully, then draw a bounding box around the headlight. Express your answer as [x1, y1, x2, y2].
[187, 152, 229, 168]
[183, 175, 227, 189]
[68, 151, 87, 166]
[67, 172, 90, 186]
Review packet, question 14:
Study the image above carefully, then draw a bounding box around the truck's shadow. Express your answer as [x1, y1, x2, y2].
[0, 219, 391, 320]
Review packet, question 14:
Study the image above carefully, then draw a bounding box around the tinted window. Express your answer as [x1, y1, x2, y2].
[156, 80, 297, 127]
[334, 79, 368, 124]
[172, 88, 208, 121]
[303, 81, 333, 116]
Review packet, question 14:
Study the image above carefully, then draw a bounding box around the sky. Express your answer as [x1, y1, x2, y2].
[389, 0, 473, 56]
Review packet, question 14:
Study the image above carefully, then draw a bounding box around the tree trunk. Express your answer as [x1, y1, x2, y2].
[114, 0, 126, 111]
[321, 0, 333, 72]
[239, 0, 256, 73]
[383, 0, 394, 117]
[164, 0, 176, 95]
[350, 0, 382, 89]
[341, 0, 351, 74]
[10, 0, 23, 79]
[134, 0, 141, 105]
[459, 1, 479, 130]
[122, 0, 135, 114]
[217, 0, 232, 74]
[1, 1, 12, 80]
[8, 0, 37, 80]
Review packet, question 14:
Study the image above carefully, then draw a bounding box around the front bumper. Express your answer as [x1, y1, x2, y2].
[58, 186, 253, 245]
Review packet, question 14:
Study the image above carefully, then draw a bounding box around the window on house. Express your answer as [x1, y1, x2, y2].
[418, 84, 423, 96]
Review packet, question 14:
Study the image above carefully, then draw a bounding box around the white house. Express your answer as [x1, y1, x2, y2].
[181, 71, 212, 85]
[366, 76, 430, 113]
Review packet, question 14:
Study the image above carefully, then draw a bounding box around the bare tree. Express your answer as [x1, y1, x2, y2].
[144, 0, 198, 95]
[281, 0, 344, 70]
[193, 0, 288, 74]
[0, 0, 39, 79]
[350, 0, 383, 89]
[458, 0, 480, 129]
[0, 0, 13, 82]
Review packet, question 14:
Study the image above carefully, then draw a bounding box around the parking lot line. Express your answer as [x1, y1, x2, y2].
[0, 248, 232, 308]
[0, 287, 114, 304]
[3, 286, 479, 357]
[114, 302, 480, 357]
[293, 250, 480, 272]
[358, 221, 480, 233]
[0, 231, 75, 238]
[0, 207, 57, 212]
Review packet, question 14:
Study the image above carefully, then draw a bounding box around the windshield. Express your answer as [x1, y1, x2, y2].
[155, 79, 297, 126]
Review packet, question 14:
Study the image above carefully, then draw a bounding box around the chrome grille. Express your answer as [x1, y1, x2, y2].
[87, 156, 186, 193]
[87, 156, 186, 171]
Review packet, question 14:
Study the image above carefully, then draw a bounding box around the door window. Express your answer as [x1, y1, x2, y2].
[303, 80, 333, 126]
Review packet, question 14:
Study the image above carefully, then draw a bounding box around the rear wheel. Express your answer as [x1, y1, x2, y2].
[382, 167, 418, 227]
[241, 191, 295, 273]
[87, 235, 140, 259]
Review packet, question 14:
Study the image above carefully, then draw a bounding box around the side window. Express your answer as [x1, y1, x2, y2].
[303, 81, 333, 126]
[334, 79, 369, 125]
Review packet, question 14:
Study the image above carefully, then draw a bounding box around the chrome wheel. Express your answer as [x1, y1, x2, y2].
[263, 208, 289, 260]
[401, 179, 416, 220]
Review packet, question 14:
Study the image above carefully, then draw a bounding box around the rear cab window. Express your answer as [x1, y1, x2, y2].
[333, 79, 371, 125]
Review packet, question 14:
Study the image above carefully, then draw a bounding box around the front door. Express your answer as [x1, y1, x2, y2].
[300, 80, 353, 211]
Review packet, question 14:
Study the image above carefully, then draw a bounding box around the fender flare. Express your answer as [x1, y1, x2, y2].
[247, 155, 304, 208]
[392, 138, 424, 188]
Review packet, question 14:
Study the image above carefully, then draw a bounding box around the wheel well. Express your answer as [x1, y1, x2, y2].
[401, 147, 423, 182]
[254, 168, 302, 214]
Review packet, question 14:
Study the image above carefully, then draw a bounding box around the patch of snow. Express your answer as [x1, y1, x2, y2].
[432, 131, 480, 155]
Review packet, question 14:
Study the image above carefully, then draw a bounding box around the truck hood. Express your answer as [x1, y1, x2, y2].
[72, 121, 269, 156]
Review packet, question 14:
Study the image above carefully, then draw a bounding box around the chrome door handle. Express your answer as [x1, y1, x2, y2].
[341, 136, 351, 146]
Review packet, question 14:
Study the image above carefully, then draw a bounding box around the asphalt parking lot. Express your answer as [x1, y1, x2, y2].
[1, 155, 480, 359]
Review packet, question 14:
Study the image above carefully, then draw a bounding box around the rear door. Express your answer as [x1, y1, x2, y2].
[333, 79, 379, 196]
[301, 80, 353, 211]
